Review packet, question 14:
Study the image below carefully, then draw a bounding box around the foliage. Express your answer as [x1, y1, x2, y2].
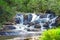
[0, 0, 16, 25]
[39, 29, 60, 40]
[4, 0, 60, 15]
[11, 0, 60, 15]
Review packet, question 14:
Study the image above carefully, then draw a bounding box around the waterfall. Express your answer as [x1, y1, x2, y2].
[0, 13, 59, 36]
[28, 14, 32, 23]
[49, 16, 58, 28]
[31, 14, 37, 22]
[15, 13, 58, 31]
[40, 23, 44, 31]
[15, 14, 24, 25]
[47, 14, 51, 18]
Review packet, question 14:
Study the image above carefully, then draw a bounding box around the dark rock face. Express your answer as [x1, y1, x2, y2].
[56, 16, 60, 26]
[43, 22, 49, 29]
[34, 24, 41, 28]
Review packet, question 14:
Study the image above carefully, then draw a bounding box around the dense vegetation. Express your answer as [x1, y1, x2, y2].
[39, 28, 60, 40]
[0, 0, 60, 27]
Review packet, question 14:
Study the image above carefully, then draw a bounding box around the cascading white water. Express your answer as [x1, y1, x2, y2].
[31, 14, 37, 22]
[15, 13, 58, 31]
[49, 16, 58, 28]
[15, 14, 24, 24]
[0, 13, 58, 36]
[13, 14, 28, 32]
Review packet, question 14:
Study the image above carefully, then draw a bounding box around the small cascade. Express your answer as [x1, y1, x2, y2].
[0, 13, 58, 36]
[9, 13, 59, 31]
[49, 16, 58, 28]
[28, 14, 32, 23]
[31, 14, 37, 22]
[40, 23, 44, 31]
[47, 14, 51, 18]
[15, 14, 24, 24]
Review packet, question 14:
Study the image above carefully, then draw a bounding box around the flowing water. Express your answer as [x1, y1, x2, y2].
[0, 13, 58, 40]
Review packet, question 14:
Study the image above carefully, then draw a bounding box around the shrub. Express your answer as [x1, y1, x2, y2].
[39, 29, 60, 40]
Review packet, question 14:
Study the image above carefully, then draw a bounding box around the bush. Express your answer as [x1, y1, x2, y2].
[39, 29, 60, 40]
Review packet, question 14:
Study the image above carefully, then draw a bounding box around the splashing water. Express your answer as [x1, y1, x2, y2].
[15, 14, 24, 24]
[15, 13, 58, 31]
[0, 13, 58, 36]
[49, 16, 58, 28]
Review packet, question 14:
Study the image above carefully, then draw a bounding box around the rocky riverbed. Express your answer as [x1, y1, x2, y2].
[0, 31, 42, 40]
